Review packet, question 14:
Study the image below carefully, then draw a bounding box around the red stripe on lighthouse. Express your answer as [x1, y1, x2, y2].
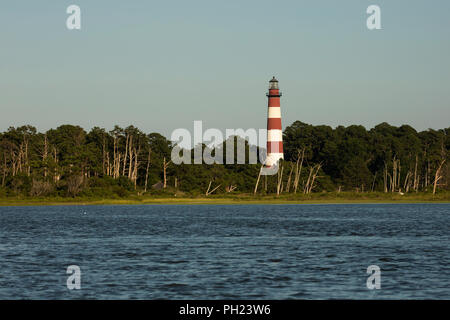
[267, 118, 282, 130]
[268, 97, 280, 107]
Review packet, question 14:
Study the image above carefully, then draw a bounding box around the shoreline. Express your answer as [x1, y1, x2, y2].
[1, 194, 449, 206]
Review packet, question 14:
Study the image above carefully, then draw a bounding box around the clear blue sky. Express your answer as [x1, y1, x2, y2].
[1, 0, 449, 137]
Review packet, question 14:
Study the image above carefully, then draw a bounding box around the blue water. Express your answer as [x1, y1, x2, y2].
[0, 204, 449, 299]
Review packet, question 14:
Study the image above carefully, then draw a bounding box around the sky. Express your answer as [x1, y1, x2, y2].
[0, 0, 449, 139]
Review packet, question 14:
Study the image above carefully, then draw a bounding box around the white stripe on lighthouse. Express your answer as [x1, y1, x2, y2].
[268, 107, 281, 119]
[267, 129, 282, 142]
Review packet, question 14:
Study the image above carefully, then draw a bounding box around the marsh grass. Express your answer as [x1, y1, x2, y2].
[0, 191, 449, 206]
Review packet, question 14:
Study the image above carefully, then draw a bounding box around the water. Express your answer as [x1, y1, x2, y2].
[0, 204, 449, 299]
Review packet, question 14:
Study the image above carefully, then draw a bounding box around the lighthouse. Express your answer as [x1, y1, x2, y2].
[265, 77, 284, 167]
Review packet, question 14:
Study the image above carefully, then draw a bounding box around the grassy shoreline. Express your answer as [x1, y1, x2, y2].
[0, 192, 449, 206]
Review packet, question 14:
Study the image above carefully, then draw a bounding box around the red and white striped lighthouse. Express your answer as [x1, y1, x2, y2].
[266, 76, 284, 167]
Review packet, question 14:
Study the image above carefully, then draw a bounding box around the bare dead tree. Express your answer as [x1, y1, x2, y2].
[113, 135, 117, 178]
[122, 134, 129, 177]
[383, 162, 388, 193]
[144, 149, 151, 193]
[112, 134, 123, 179]
[53, 147, 60, 182]
[205, 180, 221, 196]
[43, 134, 48, 177]
[106, 152, 111, 176]
[307, 164, 322, 194]
[403, 171, 411, 193]
[128, 136, 134, 180]
[1, 153, 6, 187]
[131, 146, 140, 189]
[433, 159, 446, 195]
[294, 148, 305, 193]
[286, 163, 294, 193]
[413, 154, 418, 192]
[115, 153, 121, 179]
[276, 164, 284, 196]
[304, 166, 314, 194]
[102, 134, 106, 176]
[254, 165, 263, 195]
[163, 157, 171, 189]
[391, 157, 399, 192]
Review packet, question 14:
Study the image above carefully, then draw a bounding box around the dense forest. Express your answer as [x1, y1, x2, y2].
[0, 121, 448, 199]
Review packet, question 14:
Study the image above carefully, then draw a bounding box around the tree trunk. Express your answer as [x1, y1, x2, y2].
[276, 164, 284, 196]
[144, 149, 151, 193]
[403, 171, 411, 193]
[132, 147, 139, 189]
[128, 136, 134, 179]
[163, 157, 171, 189]
[254, 165, 263, 195]
[413, 155, 418, 192]
[304, 167, 314, 194]
[433, 160, 446, 195]
[294, 148, 305, 193]
[392, 157, 397, 192]
[308, 164, 322, 194]
[206, 180, 221, 196]
[371, 172, 377, 192]
[43, 134, 48, 178]
[123, 134, 129, 176]
[286, 163, 294, 193]
[53, 147, 59, 182]
[1, 154, 6, 187]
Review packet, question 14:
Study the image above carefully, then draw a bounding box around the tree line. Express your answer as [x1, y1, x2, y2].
[0, 122, 448, 198]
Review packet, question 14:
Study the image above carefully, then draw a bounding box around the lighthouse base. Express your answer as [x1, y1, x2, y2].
[265, 153, 284, 168]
